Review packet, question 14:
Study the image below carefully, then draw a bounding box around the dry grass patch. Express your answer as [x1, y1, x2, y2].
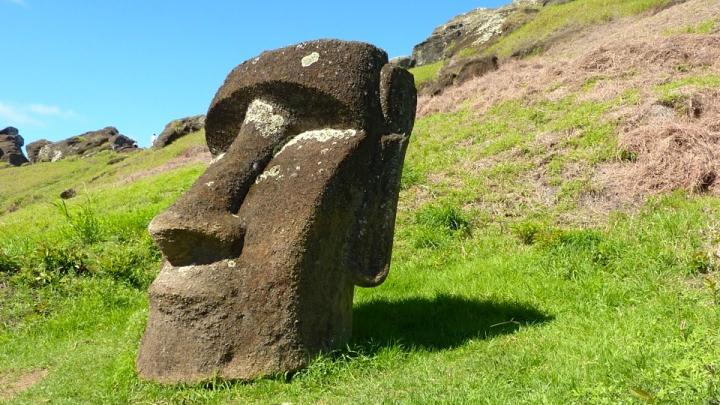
[415, 0, 720, 220]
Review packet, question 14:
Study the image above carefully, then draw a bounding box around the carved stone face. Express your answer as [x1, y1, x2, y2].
[136, 40, 417, 384]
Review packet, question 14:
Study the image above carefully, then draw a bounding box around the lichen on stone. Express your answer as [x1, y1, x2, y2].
[301, 52, 320, 67]
[244, 99, 287, 138]
[256, 165, 283, 183]
[278, 129, 358, 155]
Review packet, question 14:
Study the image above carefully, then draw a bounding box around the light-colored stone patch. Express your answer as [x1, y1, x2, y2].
[256, 165, 283, 183]
[37, 145, 52, 162]
[277, 129, 358, 155]
[51, 150, 63, 162]
[205, 181, 215, 187]
[244, 99, 286, 138]
[177, 265, 196, 274]
[227, 260, 237, 268]
[470, 11, 506, 46]
[301, 52, 320, 67]
[210, 153, 225, 164]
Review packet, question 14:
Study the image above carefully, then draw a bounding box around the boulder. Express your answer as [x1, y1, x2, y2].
[153, 115, 206, 148]
[427, 55, 499, 95]
[26, 139, 52, 163]
[412, 7, 513, 66]
[137, 39, 417, 383]
[0, 127, 29, 166]
[390, 56, 416, 69]
[0, 127, 19, 136]
[33, 127, 139, 162]
[60, 188, 76, 200]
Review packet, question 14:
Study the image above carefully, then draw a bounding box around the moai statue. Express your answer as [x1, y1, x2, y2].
[137, 39, 416, 383]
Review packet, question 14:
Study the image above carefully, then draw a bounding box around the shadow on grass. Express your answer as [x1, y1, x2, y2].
[352, 294, 553, 351]
[160, 295, 553, 389]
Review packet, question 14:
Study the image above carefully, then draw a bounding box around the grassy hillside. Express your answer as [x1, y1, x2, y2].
[2, 1, 720, 403]
[484, 0, 681, 58]
[410, 0, 687, 86]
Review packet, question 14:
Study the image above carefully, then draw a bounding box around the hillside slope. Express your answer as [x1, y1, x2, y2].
[1, 1, 720, 403]
[414, 0, 720, 223]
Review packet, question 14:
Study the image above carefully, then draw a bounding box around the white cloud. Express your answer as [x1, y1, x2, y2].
[0, 102, 43, 127]
[28, 103, 77, 119]
[0, 101, 79, 128]
[4, 0, 27, 6]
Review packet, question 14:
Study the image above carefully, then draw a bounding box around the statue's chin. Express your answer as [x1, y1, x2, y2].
[137, 259, 309, 383]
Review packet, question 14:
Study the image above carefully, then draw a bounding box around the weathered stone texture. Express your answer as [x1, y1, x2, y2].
[390, 56, 416, 69]
[25, 139, 52, 163]
[412, 7, 513, 66]
[137, 39, 417, 383]
[0, 127, 29, 166]
[32, 127, 139, 163]
[411, 0, 576, 67]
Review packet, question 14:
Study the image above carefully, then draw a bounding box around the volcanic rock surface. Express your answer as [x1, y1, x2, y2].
[33, 127, 139, 162]
[0, 127, 29, 166]
[137, 39, 417, 384]
[411, 0, 575, 67]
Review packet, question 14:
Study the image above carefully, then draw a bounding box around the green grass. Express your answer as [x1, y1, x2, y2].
[1, 90, 719, 402]
[405, 94, 624, 220]
[485, 0, 677, 58]
[409, 60, 445, 87]
[656, 73, 720, 100]
[654, 73, 720, 111]
[2, 183, 719, 403]
[0, 130, 206, 214]
[664, 19, 717, 35]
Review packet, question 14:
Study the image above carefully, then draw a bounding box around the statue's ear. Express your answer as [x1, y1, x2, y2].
[380, 64, 418, 135]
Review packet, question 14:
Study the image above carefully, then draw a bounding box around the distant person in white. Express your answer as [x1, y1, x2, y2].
[151, 133, 157, 147]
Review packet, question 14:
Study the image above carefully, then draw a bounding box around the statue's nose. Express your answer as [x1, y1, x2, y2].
[148, 209, 245, 267]
[148, 99, 292, 267]
[147, 152, 250, 266]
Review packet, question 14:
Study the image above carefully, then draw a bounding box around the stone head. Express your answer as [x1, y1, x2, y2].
[137, 39, 416, 383]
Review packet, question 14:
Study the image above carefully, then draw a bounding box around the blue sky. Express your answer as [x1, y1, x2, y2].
[1, 0, 506, 147]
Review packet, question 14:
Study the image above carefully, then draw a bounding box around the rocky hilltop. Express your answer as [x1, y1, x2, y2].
[411, 0, 570, 67]
[26, 127, 139, 163]
[0, 127, 29, 166]
[153, 115, 205, 148]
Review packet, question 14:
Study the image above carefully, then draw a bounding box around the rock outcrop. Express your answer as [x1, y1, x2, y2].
[411, 0, 575, 67]
[390, 56, 416, 69]
[25, 139, 52, 163]
[33, 127, 139, 163]
[412, 7, 514, 67]
[0, 127, 29, 166]
[153, 115, 206, 148]
[137, 39, 417, 384]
